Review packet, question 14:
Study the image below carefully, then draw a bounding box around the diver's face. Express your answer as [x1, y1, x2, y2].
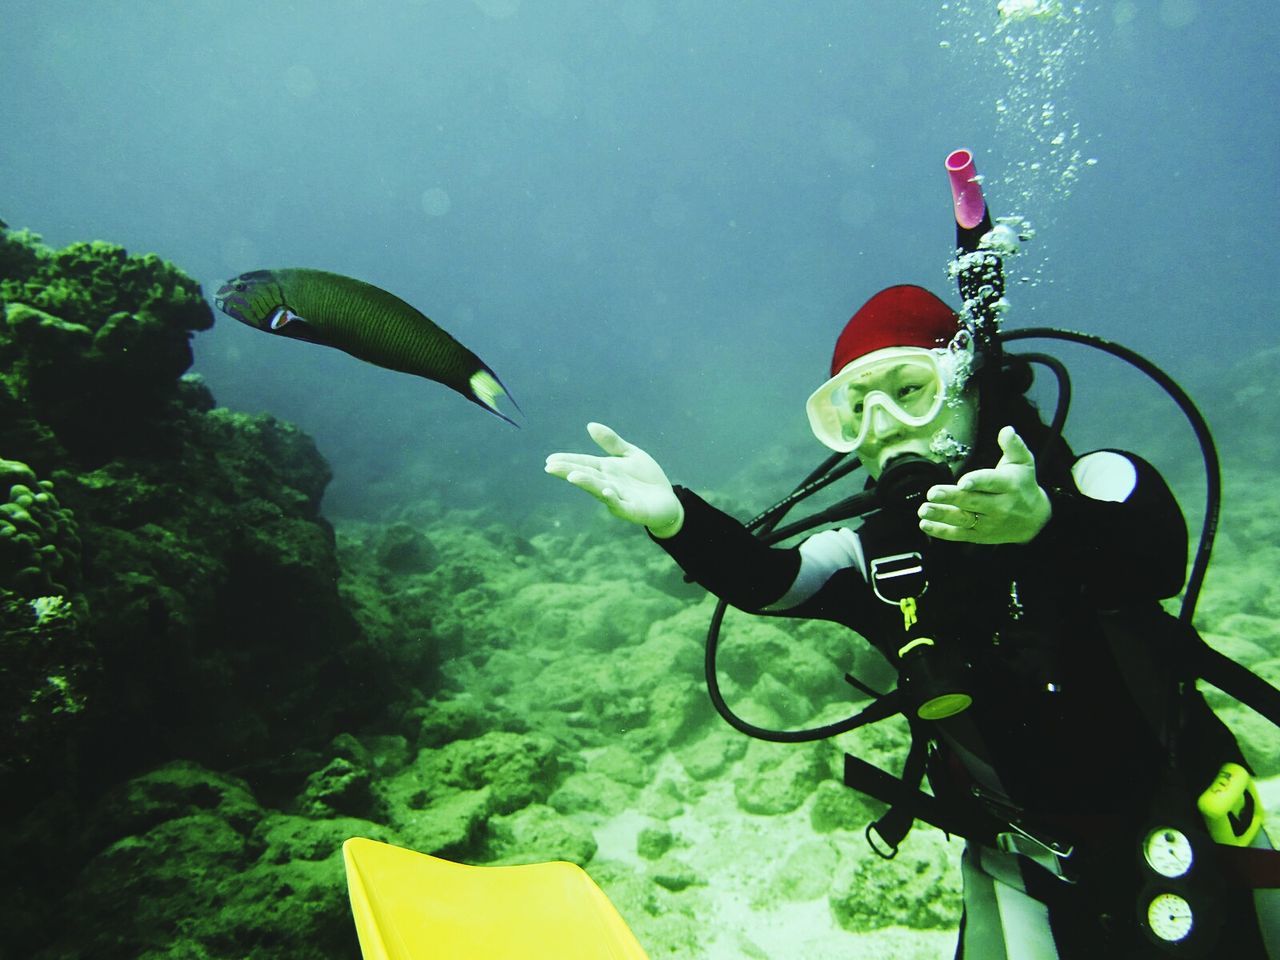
[850, 363, 978, 480]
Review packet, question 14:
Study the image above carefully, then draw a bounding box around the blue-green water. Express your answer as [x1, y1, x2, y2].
[4, 5, 1280, 957]
[3, 1, 1275, 521]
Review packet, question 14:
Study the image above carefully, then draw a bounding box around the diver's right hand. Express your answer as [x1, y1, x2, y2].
[544, 423, 685, 538]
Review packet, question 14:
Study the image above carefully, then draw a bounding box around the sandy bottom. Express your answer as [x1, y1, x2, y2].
[592, 754, 959, 959]
[590, 761, 1280, 959]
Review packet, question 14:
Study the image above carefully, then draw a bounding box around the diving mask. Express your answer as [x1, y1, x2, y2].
[806, 338, 974, 453]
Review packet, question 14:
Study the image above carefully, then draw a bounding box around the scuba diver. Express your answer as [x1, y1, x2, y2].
[545, 152, 1280, 957]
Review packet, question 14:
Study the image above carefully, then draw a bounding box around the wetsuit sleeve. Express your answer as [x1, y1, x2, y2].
[652, 486, 801, 612]
[1030, 449, 1188, 604]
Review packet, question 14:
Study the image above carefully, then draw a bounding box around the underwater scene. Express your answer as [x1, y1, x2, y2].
[2, 1, 1278, 958]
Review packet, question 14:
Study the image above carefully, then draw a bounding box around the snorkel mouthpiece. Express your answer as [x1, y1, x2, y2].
[876, 454, 953, 513]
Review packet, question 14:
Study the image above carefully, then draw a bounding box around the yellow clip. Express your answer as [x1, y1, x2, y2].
[1198, 762, 1265, 847]
[897, 636, 935, 659]
[899, 597, 918, 631]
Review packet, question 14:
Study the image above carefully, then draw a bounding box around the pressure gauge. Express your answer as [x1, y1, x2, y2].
[1143, 827, 1194, 878]
[1147, 892, 1194, 943]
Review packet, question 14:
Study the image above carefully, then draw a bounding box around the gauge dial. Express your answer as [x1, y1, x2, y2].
[1147, 892, 1194, 943]
[1143, 827, 1194, 878]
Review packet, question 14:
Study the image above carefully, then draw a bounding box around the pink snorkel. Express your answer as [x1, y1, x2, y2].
[946, 148, 987, 231]
[945, 147, 1003, 358]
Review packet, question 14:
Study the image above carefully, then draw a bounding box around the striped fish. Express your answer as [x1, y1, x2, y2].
[214, 268, 518, 424]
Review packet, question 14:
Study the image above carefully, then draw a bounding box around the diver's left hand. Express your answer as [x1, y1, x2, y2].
[917, 426, 1051, 545]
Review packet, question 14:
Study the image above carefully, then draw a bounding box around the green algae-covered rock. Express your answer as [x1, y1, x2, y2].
[505, 579, 681, 652]
[714, 613, 846, 694]
[74, 812, 250, 918]
[358, 733, 413, 775]
[828, 831, 961, 932]
[1208, 613, 1279, 660]
[733, 740, 833, 815]
[0, 224, 416, 959]
[836, 711, 914, 776]
[641, 602, 717, 673]
[0, 457, 81, 596]
[375, 521, 440, 573]
[0, 460, 89, 781]
[398, 787, 492, 856]
[296, 757, 382, 820]
[1, 237, 209, 334]
[589, 743, 653, 788]
[0, 590, 96, 776]
[376, 730, 564, 855]
[410, 696, 493, 750]
[587, 859, 704, 959]
[35, 759, 389, 958]
[524, 650, 605, 714]
[674, 726, 749, 781]
[637, 823, 676, 860]
[638, 777, 688, 820]
[203, 853, 356, 960]
[46, 808, 364, 959]
[51, 403, 397, 786]
[747, 670, 815, 727]
[482, 802, 598, 866]
[0, 233, 389, 795]
[252, 812, 395, 865]
[809, 778, 886, 834]
[648, 852, 703, 892]
[420, 730, 561, 814]
[0, 233, 213, 461]
[647, 676, 713, 748]
[549, 770, 639, 816]
[0, 226, 44, 280]
[84, 761, 262, 852]
[769, 838, 840, 902]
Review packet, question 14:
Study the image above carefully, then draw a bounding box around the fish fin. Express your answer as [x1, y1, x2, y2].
[275, 318, 325, 345]
[468, 369, 521, 426]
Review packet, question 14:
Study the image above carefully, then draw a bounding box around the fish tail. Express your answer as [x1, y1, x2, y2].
[468, 368, 521, 426]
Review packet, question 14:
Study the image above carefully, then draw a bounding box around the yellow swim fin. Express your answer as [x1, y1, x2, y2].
[342, 837, 649, 960]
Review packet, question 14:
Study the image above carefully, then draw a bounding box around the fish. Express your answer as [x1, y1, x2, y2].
[213, 268, 518, 424]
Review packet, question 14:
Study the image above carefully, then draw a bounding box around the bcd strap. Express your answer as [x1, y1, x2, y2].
[1192, 637, 1280, 729]
[863, 732, 929, 858]
[1101, 607, 1280, 758]
[844, 745, 994, 856]
[1216, 845, 1280, 889]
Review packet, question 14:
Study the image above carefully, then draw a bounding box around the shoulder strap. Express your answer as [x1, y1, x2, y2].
[1100, 606, 1280, 751]
[1191, 637, 1280, 729]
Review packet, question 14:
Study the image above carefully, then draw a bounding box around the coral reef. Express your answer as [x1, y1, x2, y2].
[0, 590, 96, 776]
[0, 457, 81, 596]
[0, 234, 211, 463]
[40, 762, 384, 960]
[0, 226, 409, 958]
[0, 455, 94, 775]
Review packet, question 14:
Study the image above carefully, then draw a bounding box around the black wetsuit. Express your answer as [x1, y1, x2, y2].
[654, 449, 1278, 958]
